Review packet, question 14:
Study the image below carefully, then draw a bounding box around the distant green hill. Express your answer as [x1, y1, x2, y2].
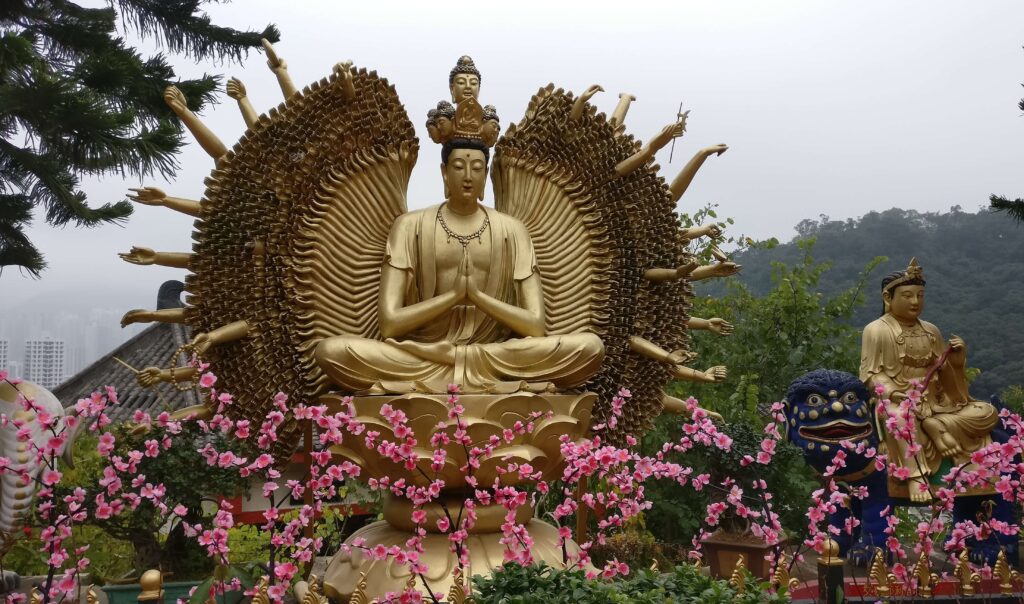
[712, 207, 1024, 397]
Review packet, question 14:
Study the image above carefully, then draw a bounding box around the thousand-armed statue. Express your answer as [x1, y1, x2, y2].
[119, 46, 740, 597]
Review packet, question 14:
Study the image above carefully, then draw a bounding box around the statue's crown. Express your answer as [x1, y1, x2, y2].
[884, 257, 924, 293]
[426, 56, 500, 148]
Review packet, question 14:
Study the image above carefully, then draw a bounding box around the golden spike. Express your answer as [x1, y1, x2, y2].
[867, 548, 894, 597]
[347, 572, 369, 604]
[447, 567, 465, 604]
[728, 555, 747, 594]
[912, 549, 938, 598]
[995, 549, 1022, 595]
[300, 575, 328, 604]
[953, 549, 981, 596]
[770, 552, 799, 593]
[251, 576, 271, 604]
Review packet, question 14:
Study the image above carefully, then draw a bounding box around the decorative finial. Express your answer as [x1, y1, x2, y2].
[867, 548, 894, 597]
[729, 555, 747, 594]
[251, 575, 271, 604]
[649, 559, 659, 573]
[347, 572, 370, 604]
[770, 553, 798, 594]
[138, 569, 164, 602]
[447, 567, 466, 604]
[995, 549, 1022, 595]
[86, 585, 100, 604]
[29, 587, 43, 604]
[912, 549, 938, 598]
[953, 549, 981, 596]
[300, 575, 328, 604]
[818, 538, 844, 566]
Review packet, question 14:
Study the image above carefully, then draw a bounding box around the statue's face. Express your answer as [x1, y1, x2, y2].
[450, 73, 480, 103]
[443, 148, 487, 204]
[886, 284, 924, 321]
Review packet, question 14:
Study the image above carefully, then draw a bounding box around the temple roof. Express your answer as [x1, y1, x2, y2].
[53, 281, 200, 423]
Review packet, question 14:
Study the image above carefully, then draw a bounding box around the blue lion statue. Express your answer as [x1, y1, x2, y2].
[784, 369, 1019, 566]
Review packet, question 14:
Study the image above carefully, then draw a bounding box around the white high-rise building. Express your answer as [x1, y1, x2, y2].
[24, 338, 66, 389]
[0, 340, 8, 374]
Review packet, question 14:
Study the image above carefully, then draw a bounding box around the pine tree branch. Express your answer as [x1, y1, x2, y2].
[113, 0, 280, 63]
[989, 194, 1024, 224]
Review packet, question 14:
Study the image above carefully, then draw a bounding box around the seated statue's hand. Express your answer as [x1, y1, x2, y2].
[455, 251, 472, 303]
[949, 335, 965, 352]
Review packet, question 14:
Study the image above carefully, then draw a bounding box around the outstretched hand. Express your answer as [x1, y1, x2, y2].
[707, 261, 741, 278]
[703, 143, 728, 156]
[226, 77, 247, 100]
[127, 187, 166, 206]
[650, 112, 689, 151]
[263, 38, 286, 72]
[704, 365, 728, 383]
[137, 367, 164, 387]
[121, 309, 148, 328]
[119, 246, 157, 265]
[163, 86, 187, 113]
[707, 318, 734, 336]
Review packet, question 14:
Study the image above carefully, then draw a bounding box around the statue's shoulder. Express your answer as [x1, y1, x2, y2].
[919, 319, 943, 338]
[391, 205, 440, 231]
[863, 316, 892, 337]
[488, 206, 530, 237]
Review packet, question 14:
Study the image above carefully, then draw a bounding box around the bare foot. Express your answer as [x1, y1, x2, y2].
[937, 431, 963, 458]
[908, 477, 933, 503]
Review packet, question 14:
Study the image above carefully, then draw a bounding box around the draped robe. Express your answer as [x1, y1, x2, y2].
[314, 205, 604, 394]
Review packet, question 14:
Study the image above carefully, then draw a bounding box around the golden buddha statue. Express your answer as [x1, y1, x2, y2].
[117, 46, 746, 597]
[860, 258, 998, 501]
[313, 56, 604, 394]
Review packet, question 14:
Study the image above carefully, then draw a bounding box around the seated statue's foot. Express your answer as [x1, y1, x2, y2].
[936, 431, 963, 458]
[908, 477, 932, 503]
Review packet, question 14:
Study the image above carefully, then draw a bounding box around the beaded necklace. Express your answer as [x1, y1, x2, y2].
[437, 203, 489, 248]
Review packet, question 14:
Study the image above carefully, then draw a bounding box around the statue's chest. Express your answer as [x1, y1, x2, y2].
[434, 236, 493, 275]
[897, 325, 935, 368]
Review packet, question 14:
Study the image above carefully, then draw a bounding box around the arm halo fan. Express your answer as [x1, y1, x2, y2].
[494, 85, 696, 443]
[185, 66, 417, 458]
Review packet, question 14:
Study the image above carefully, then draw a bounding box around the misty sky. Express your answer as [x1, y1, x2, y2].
[3, 0, 1023, 315]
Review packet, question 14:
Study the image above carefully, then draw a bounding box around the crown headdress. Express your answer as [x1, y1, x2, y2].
[426, 56, 500, 148]
[883, 257, 924, 293]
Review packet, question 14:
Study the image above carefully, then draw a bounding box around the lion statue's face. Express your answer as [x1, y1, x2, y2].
[784, 369, 877, 475]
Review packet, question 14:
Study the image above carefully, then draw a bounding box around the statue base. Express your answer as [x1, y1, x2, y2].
[322, 508, 584, 601]
[319, 390, 597, 600]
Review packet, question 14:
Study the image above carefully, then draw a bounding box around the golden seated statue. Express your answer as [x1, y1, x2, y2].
[860, 259, 998, 502]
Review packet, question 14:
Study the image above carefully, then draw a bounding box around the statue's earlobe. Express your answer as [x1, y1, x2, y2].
[440, 163, 449, 200]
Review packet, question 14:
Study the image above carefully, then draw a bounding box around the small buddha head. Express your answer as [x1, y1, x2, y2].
[880, 258, 926, 320]
[441, 138, 489, 204]
[449, 55, 481, 103]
